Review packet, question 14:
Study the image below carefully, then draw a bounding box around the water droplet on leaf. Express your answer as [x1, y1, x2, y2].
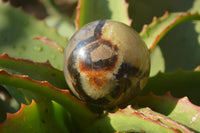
[34, 45, 43, 52]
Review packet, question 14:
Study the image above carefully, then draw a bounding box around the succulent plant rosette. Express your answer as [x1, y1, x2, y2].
[0, 0, 200, 132]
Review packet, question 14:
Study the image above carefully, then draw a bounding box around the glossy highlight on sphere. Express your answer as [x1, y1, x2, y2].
[63, 20, 150, 108]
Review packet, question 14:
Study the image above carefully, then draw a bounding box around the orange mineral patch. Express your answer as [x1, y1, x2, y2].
[79, 60, 115, 90]
[87, 71, 109, 90]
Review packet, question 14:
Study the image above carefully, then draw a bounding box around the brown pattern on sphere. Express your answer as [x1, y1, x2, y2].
[79, 40, 118, 71]
[63, 20, 150, 108]
[79, 40, 118, 90]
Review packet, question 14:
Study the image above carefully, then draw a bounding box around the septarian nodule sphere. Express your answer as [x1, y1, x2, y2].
[63, 20, 150, 108]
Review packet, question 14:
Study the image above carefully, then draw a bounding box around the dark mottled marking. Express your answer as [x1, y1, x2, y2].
[68, 55, 117, 105]
[79, 53, 117, 71]
[68, 53, 111, 104]
[76, 36, 96, 50]
[87, 95, 112, 105]
[69, 66, 111, 104]
[93, 55, 117, 70]
[72, 21, 105, 50]
[79, 40, 118, 71]
[69, 20, 107, 73]
[109, 76, 132, 101]
[67, 60, 87, 100]
[119, 81, 141, 108]
[94, 21, 105, 39]
[115, 63, 139, 80]
[109, 85, 122, 99]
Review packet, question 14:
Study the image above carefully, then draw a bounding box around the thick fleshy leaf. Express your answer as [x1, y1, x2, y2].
[127, 0, 200, 32]
[0, 1, 68, 70]
[0, 50, 67, 121]
[150, 46, 165, 77]
[140, 11, 200, 51]
[75, 0, 131, 29]
[128, 0, 200, 72]
[140, 11, 200, 76]
[85, 106, 193, 133]
[0, 53, 67, 89]
[0, 100, 69, 133]
[134, 93, 200, 132]
[0, 69, 97, 126]
[141, 70, 200, 106]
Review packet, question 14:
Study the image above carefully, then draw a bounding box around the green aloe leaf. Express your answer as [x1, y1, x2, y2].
[0, 100, 69, 133]
[135, 93, 200, 132]
[140, 11, 200, 51]
[0, 1, 68, 70]
[0, 53, 68, 121]
[142, 70, 200, 106]
[0, 53, 67, 89]
[76, 0, 131, 29]
[85, 106, 193, 133]
[0, 69, 97, 127]
[141, 11, 200, 76]
[128, 0, 200, 72]
[127, 0, 200, 32]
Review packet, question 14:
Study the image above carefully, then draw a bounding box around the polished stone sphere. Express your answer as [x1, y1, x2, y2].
[63, 20, 150, 108]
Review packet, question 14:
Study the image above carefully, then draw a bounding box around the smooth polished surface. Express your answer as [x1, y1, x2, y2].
[63, 20, 150, 108]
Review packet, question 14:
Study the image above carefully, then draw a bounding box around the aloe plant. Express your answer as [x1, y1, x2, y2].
[0, 0, 200, 132]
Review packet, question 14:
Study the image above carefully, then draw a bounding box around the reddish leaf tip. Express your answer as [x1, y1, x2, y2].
[44, 60, 51, 65]
[0, 53, 9, 58]
[152, 16, 158, 22]
[141, 24, 148, 33]
[123, 0, 132, 26]
[194, 65, 200, 70]
[186, 11, 191, 15]
[0, 69, 9, 75]
[75, 0, 81, 30]
[0, 100, 35, 125]
[164, 11, 169, 16]
[179, 97, 200, 112]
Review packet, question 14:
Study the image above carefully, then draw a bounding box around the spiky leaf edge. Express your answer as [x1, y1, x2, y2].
[0, 100, 70, 133]
[140, 11, 200, 52]
[0, 69, 97, 127]
[134, 92, 200, 131]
